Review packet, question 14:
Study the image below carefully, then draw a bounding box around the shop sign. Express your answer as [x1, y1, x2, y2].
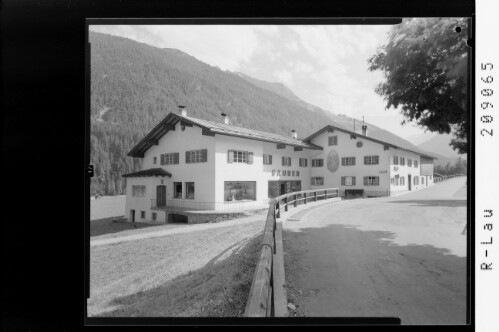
[272, 169, 300, 177]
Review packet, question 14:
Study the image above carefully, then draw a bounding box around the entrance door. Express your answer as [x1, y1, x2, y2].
[157, 185, 166, 207]
[130, 209, 135, 223]
[280, 182, 287, 195]
[408, 175, 412, 190]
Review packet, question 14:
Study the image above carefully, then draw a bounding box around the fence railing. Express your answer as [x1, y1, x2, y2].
[433, 174, 466, 183]
[244, 187, 340, 317]
[151, 199, 252, 213]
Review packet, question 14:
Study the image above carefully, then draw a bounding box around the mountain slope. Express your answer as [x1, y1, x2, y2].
[417, 133, 463, 159]
[89, 31, 436, 195]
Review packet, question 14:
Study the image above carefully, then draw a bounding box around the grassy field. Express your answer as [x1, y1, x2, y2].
[91, 195, 126, 220]
[88, 217, 265, 317]
[90, 218, 165, 237]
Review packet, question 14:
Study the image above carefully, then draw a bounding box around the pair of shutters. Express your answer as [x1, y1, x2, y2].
[227, 150, 253, 164]
[341, 176, 356, 186]
[341, 157, 356, 166]
[160, 153, 180, 165]
[364, 156, 379, 165]
[282, 157, 291, 166]
[185, 149, 208, 164]
[363, 176, 379, 186]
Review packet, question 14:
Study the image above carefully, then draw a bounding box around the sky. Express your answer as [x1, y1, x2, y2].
[89, 24, 433, 140]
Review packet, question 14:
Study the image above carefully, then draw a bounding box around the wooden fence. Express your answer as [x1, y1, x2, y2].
[433, 174, 466, 183]
[244, 188, 340, 317]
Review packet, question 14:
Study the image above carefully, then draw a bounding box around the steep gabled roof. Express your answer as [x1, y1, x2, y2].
[128, 112, 322, 158]
[122, 168, 172, 178]
[303, 125, 438, 159]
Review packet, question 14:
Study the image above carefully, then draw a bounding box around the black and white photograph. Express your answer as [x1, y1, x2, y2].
[86, 19, 470, 324]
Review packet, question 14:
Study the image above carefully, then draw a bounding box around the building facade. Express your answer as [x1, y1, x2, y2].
[123, 110, 436, 223]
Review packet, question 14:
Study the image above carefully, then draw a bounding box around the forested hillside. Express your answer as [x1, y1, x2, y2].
[90, 31, 432, 195]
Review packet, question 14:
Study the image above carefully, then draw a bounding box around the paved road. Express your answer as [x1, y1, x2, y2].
[283, 177, 467, 324]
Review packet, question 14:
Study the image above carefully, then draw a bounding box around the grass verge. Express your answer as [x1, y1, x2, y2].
[88, 218, 265, 317]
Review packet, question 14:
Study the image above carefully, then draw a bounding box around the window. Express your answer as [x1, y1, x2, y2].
[153, 156, 157, 165]
[282, 156, 292, 166]
[161, 152, 179, 165]
[364, 176, 380, 186]
[152, 212, 157, 221]
[400, 176, 405, 186]
[364, 156, 379, 165]
[391, 178, 395, 184]
[341, 157, 356, 166]
[407, 159, 412, 167]
[414, 176, 419, 185]
[228, 150, 253, 164]
[277, 144, 285, 149]
[393, 156, 399, 165]
[186, 182, 195, 199]
[400, 157, 405, 166]
[174, 182, 182, 198]
[141, 211, 145, 219]
[312, 159, 324, 167]
[132, 185, 146, 197]
[186, 149, 207, 163]
[311, 177, 324, 186]
[394, 175, 400, 186]
[263, 154, 272, 165]
[341, 176, 356, 186]
[299, 158, 308, 167]
[414, 160, 419, 168]
[328, 136, 338, 146]
[224, 181, 256, 201]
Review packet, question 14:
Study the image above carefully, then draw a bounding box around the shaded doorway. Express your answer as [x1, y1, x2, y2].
[157, 185, 166, 207]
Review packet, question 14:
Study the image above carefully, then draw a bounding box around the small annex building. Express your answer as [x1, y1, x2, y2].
[123, 109, 437, 223]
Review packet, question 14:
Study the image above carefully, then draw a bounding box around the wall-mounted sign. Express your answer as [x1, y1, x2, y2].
[379, 170, 388, 174]
[272, 169, 300, 177]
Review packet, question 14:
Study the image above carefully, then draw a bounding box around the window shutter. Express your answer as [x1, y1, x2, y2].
[160, 154, 164, 165]
[185, 151, 190, 164]
[364, 156, 368, 165]
[247, 152, 253, 164]
[311, 177, 315, 186]
[228, 150, 233, 163]
[364, 176, 368, 185]
[268, 155, 272, 165]
[174, 153, 179, 164]
[341, 177, 345, 185]
[282, 156, 285, 166]
[352, 158, 356, 166]
[352, 177, 356, 185]
[202, 149, 207, 162]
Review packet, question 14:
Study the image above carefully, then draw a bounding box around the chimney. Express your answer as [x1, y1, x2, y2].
[362, 125, 368, 136]
[178, 105, 187, 117]
[291, 129, 298, 139]
[221, 113, 229, 125]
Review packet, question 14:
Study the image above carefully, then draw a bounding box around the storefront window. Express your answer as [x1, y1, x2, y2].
[174, 182, 182, 198]
[224, 181, 256, 201]
[186, 182, 195, 199]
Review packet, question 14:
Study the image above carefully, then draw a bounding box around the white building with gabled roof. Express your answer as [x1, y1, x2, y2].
[123, 109, 437, 223]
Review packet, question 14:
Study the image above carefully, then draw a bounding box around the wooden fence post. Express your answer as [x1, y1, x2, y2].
[314, 191, 317, 201]
[284, 196, 288, 211]
[294, 194, 297, 207]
